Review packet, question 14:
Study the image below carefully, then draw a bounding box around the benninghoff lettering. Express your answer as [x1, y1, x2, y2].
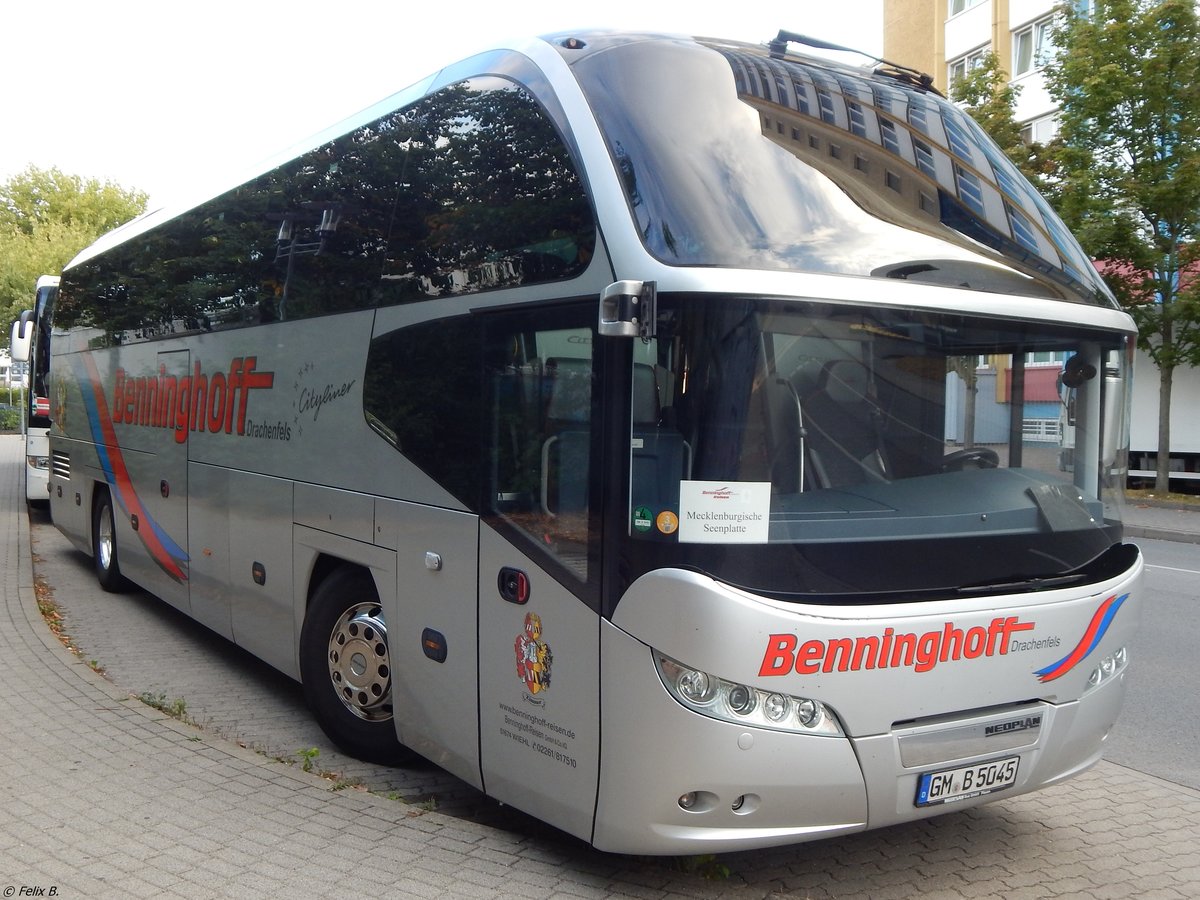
[112, 357, 275, 444]
[758, 617, 1036, 677]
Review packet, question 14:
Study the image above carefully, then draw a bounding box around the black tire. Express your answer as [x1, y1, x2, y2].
[92, 488, 130, 592]
[299, 566, 412, 765]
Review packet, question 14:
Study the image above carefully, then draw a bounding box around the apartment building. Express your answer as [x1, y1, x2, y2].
[883, 0, 1060, 142]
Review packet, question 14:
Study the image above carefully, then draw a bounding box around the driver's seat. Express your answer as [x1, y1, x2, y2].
[802, 360, 890, 489]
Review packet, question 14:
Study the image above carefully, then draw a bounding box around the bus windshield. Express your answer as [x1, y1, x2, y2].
[568, 36, 1113, 308]
[623, 295, 1130, 602]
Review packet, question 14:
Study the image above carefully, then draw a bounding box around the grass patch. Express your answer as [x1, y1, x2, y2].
[295, 746, 321, 772]
[137, 691, 192, 723]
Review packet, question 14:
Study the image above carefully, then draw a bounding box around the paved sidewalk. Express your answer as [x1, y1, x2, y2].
[0, 437, 716, 899]
[4, 431, 1200, 898]
[1124, 498, 1200, 544]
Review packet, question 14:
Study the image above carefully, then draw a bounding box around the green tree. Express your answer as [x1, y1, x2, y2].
[950, 52, 1048, 184]
[1046, 0, 1200, 492]
[1, 165, 147, 328]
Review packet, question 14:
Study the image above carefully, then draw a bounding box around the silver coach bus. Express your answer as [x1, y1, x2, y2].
[46, 29, 1141, 853]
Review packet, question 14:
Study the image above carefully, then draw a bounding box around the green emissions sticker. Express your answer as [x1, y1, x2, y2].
[633, 506, 654, 533]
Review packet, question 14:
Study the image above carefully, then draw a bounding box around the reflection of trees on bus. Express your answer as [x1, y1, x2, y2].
[55, 80, 595, 345]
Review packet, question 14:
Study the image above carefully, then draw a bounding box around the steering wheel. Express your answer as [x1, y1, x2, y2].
[940, 447, 1000, 472]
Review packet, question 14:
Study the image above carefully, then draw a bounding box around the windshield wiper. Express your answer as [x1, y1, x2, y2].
[957, 572, 1087, 595]
[767, 30, 942, 96]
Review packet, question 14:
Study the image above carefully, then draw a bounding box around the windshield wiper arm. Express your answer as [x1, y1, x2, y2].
[767, 30, 941, 95]
[958, 573, 1086, 595]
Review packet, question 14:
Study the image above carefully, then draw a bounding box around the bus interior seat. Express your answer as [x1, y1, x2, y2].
[802, 359, 891, 488]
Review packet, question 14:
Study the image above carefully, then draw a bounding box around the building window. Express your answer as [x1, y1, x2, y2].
[879, 118, 901, 154]
[948, 47, 989, 90]
[942, 116, 976, 163]
[1007, 203, 1041, 253]
[986, 149, 1025, 201]
[955, 165, 986, 216]
[848, 102, 868, 137]
[817, 89, 838, 124]
[913, 138, 938, 179]
[908, 102, 930, 135]
[886, 170, 903, 192]
[1013, 18, 1054, 76]
[949, 0, 985, 15]
[792, 82, 812, 116]
[1021, 114, 1058, 145]
[872, 84, 906, 114]
[775, 73, 790, 104]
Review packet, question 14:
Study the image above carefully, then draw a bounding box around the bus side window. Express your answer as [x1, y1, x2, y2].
[362, 316, 484, 510]
[487, 316, 596, 581]
[629, 361, 691, 529]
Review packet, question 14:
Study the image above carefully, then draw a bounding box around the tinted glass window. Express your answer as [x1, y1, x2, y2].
[618, 294, 1130, 603]
[363, 303, 600, 597]
[484, 307, 598, 584]
[569, 39, 1114, 306]
[364, 317, 484, 508]
[56, 77, 595, 345]
[374, 78, 595, 302]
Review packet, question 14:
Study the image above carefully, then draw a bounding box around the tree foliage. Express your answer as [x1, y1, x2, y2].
[1, 165, 146, 330]
[1045, 0, 1200, 490]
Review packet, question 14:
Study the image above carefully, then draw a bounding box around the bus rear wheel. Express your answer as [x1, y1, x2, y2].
[92, 488, 129, 592]
[299, 566, 412, 765]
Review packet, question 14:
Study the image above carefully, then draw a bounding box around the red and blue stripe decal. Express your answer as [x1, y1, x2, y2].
[1034, 593, 1128, 683]
[76, 354, 189, 584]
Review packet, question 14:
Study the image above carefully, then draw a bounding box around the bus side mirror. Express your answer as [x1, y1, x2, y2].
[1062, 354, 1097, 388]
[599, 280, 656, 339]
[9, 309, 34, 362]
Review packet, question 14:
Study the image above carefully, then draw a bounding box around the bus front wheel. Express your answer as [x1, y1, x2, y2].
[92, 488, 129, 592]
[299, 567, 412, 765]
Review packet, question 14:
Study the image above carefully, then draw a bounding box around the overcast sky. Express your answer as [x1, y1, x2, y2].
[4, 0, 884, 209]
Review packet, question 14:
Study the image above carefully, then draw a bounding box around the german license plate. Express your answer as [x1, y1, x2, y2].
[915, 756, 1019, 807]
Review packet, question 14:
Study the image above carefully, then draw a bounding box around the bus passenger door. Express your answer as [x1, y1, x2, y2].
[476, 311, 603, 844]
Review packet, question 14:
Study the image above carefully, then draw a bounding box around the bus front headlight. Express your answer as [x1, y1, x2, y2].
[654, 652, 843, 735]
[1084, 646, 1128, 696]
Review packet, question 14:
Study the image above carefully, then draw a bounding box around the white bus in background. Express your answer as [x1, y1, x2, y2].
[9, 275, 58, 505]
[45, 29, 1142, 854]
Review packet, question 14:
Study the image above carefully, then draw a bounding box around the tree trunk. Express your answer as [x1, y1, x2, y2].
[1155, 361, 1174, 493]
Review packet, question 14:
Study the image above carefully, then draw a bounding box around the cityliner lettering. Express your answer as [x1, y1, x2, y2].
[111, 357, 275, 444]
[758, 616, 1036, 677]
